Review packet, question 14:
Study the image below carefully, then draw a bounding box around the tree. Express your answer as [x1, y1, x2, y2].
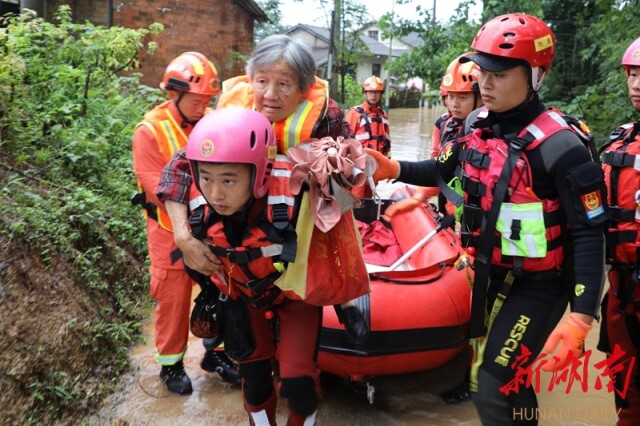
[254, 0, 287, 43]
[380, 0, 481, 96]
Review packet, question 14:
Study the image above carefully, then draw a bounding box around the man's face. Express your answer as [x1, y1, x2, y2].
[628, 66, 640, 112]
[365, 90, 382, 105]
[478, 65, 529, 113]
[174, 92, 213, 122]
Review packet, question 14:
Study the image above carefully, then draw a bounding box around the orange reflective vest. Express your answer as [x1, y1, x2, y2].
[217, 75, 329, 153]
[346, 102, 390, 156]
[135, 101, 212, 232]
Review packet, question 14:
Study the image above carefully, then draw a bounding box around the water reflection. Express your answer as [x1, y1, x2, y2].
[388, 106, 445, 163]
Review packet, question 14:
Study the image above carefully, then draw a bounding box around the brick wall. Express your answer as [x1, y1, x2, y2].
[49, 0, 255, 87]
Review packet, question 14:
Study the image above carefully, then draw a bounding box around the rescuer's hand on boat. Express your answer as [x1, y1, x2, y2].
[383, 187, 440, 221]
[541, 312, 592, 372]
[364, 148, 399, 182]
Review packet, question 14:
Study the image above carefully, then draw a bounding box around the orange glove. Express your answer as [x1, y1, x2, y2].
[382, 187, 440, 221]
[542, 313, 592, 372]
[365, 148, 399, 183]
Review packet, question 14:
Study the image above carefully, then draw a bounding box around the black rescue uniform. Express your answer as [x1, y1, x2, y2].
[397, 95, 606, 425]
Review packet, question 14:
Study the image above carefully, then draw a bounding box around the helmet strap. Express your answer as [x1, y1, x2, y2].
[175, 92, 198, 128]
[530, 67, 546, 92]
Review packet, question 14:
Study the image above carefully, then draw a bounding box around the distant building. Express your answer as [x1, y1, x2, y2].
[285, 21, 423, 90]
[3, 0, 268, 86]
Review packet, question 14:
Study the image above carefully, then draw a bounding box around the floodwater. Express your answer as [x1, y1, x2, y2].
[94, 108, 617, 426]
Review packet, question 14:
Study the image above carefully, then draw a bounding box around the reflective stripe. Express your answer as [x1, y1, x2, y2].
[284, 99, 314, 151]
[158, 114, 184, 157]
[189, 194, 208, 211]
[155, 347, 187, 365]
[276, 154, 294, 162]
[547, 110, 567, 127]
[218, 76, 328, 154]
[261, 244, 283, 257]
[525, 123, 545, 140]
[250, 410, 270, 426]
[272, 169, 291, 178]
[496, 202, 547, 258]
[267, 194, 295, 206]
[136, 102, 198, 232]
[355, 133, 370, 141]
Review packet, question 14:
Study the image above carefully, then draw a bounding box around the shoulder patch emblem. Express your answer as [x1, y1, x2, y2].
[580, 190, 604, 219]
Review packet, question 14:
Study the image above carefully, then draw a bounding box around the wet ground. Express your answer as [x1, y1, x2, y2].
[93, 296, 616, 426]
[93, 108, 618, 425]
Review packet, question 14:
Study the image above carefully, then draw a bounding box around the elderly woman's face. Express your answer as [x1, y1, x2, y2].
[251, 59, 306, 123]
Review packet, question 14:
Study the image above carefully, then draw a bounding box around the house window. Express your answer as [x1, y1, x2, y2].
[372, 64, 381, 77]
[368, 30, 379, 40]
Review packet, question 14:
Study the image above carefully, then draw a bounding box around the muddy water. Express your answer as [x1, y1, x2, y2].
[95, 108, 617, 426]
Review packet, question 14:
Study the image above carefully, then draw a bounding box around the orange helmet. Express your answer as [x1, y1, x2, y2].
[160, 52, 221, 96]
[440, 53, 480, 92]
[362, 75, 384, 92]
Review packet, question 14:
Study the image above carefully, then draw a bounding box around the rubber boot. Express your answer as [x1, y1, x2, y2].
[159, 360, 192, 395]
[244, 389, 277, 426]
[201, 348, 241, 385]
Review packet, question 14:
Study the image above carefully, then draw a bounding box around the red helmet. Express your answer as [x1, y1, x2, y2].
[186, 109, 277, 198]
[440, 53, 480, 92]
[622, 37, 640, 76]
[362, 76, 384, 92]
[160, 52, 221, 96]
[470, 13, 555, 91]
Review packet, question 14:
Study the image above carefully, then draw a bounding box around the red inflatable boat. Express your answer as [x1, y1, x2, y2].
[317, 188, 472, 400]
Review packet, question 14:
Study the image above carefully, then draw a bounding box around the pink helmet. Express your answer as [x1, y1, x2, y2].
[186, 109, 277, 198]
[622, 37, 640, 76]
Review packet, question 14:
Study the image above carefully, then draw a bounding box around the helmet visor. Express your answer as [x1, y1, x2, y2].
[461, 52, 526, 73]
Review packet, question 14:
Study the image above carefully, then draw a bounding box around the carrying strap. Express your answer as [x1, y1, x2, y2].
[355, 106, 389, 143]
[470, 133, 535, 337]
[131, 192, 158, 221]
[436, 171, 464, 207]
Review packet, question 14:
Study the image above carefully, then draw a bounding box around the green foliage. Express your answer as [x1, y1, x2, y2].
[379, 0, 639, 144]
[380, 2, 480, 94]
[338, 73, 364, 109]
[0, 5, 161, 423]
[255, 0, 287, 42]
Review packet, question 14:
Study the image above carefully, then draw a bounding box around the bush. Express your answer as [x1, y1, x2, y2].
[0, 6, 164, 423]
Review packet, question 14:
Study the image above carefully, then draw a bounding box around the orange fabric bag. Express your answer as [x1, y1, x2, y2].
[275, 192, 370, 306]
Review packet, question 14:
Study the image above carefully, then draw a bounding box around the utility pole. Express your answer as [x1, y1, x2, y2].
[433, 0, 437, 23]
[384, 0, 395, 111]
[328, 0, 341, 100]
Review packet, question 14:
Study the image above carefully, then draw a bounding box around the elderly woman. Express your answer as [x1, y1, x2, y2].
[156, 35, 358, 425]
[216, 35, 348, 151]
